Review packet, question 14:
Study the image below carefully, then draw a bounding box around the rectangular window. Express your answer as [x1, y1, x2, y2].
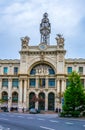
[79, 67, 83, 74]
[12, 79, 19, 88]
[3, 67, 8, 74]
[14, 67, 18, 74]
[2, 79, 8, 87]
[48, 79, 55, 87]
[67, 67, 72, 74]
[39, 78, 45, 88]
[30, 79, 36, 87]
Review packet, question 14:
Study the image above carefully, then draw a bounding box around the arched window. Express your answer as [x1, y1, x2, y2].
[48, 68, 55, 74]
[30, 64, 55, 75]
[12, 92, 18, 103]
[48, 92, 55, 110]
[38, 92, 45, 110]
[29, 92, 36, 109]
[2, 92, 8, 101]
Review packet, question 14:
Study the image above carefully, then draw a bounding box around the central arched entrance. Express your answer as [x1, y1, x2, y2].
[38, 92, 45, 110]
[29, 92, 36, 109]
[48, 92, 55, 110]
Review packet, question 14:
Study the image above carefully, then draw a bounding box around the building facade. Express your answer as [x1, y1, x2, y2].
[0, 13, 85, 112]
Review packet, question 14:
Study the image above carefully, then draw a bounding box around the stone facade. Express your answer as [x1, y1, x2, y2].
[0, 13, 85, 112]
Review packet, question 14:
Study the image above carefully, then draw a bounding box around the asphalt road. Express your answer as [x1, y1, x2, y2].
[0, 112, 85, 130]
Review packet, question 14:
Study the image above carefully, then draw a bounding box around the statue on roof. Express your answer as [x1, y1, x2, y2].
[56, 34, 64, 44]
[21, 36, 30, 49]
[55, 34, 65, 49]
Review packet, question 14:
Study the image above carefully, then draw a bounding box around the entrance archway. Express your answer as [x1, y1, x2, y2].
[2, 91, 8, 101]
[12, 92, 18, 103]
[48, 92, 55, 110]
[11, 92, 18, 111]
[29, 92, 36, 109]
[38, 92, 45, 110]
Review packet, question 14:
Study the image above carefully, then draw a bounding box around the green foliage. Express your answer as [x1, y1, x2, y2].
[63, 71, 85, 117]
[0, 99, 5, 103]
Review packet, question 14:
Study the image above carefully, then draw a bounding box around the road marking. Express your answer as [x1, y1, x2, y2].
[0, 118, 8, 121]
[37, 118, 45, 121]
[40, 126, 55, 130]
[65, 122, 73, 125]
[0, 125, 10, 130]
[50, 120, 59, 123]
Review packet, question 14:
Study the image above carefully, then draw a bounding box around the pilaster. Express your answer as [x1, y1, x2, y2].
[36, 76, 38, 89]
[45, 93, 48, 111]
[46, 77, 48, 89]
[18, 79, 23, 112]
[8, 78, 12, 112]
[23, 79, 27, 111]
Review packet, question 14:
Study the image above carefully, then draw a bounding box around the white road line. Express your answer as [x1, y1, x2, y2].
[65, 122, 74, 125]
[40, 126, 55, 130]
[50, 120, 59, 123]
[37, 118, 45, 121]
[83, 125, 85, 127]
[0, 118, 8, 121]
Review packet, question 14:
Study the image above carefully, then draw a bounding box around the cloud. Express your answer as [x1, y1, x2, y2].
[0, 0, 85, 58]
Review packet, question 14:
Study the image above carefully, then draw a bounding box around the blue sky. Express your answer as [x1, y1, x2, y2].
[0, 0, 85, 59]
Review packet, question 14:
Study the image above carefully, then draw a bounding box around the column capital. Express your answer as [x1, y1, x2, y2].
[8, 78, 12, 82]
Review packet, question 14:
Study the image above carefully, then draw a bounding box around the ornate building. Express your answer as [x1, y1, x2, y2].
[0, 13, 85, 112]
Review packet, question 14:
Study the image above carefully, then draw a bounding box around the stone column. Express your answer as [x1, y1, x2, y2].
[18, 79, 23, 112]
[0, 79, 2, 99]
[36, 76, 38, 89]
[35, 93, 38, 110]
[61, 80, 65, 93]
[45, 93, 48, 111]
[57, 79, 60, 93]
[57, 79, 60, 109]
[46, 77, 48, 89]
[23, 79, 27, 111]
[26, 78, 29, 109]
[8, 78, 12, 112]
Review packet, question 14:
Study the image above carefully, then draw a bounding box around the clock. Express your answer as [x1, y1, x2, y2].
[39, 43, 47, 50]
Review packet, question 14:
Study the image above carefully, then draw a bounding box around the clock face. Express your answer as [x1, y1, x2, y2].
[39, 44, 47, 50]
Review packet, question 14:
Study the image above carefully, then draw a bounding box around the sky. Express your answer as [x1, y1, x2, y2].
[0, 0, 85, 59]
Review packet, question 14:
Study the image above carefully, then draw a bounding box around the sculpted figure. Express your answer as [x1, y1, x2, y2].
[21, 36, 30, 44]
[56, 34, 64, 44]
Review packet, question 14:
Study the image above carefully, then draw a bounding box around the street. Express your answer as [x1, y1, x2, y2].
[0, 112, 85, 130]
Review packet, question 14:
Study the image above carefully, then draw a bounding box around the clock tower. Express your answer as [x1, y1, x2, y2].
[40, 13, 51, 44]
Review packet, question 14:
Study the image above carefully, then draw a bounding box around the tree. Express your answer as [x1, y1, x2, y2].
[63, 71, 85, 117]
